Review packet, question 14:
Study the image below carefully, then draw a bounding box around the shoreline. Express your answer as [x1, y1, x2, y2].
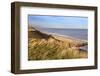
[43, 32, 88, 51]
[34, 29, 88, 48]
[39, 30, 87, 42]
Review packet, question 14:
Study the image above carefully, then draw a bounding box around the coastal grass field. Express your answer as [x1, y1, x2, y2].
[28, 26, 88, 60]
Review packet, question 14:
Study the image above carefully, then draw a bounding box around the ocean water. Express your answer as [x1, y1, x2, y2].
[38, 28, 88, 40]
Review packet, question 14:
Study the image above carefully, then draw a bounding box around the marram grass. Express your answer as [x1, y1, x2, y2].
[28, 26, 87, 60]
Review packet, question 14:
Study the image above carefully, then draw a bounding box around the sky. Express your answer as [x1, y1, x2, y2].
[28, 15, 88, 29]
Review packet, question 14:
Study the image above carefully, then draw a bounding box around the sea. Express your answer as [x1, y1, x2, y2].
[37, 28, 88, 50]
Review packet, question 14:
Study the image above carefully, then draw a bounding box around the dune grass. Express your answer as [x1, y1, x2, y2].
[28, 38, 87, 60]
[28, 26, 87, 60]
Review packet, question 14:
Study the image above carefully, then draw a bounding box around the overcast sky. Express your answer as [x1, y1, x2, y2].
[28, 15, 88, 29]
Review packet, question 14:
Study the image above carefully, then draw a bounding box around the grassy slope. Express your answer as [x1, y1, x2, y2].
[28, 26, 88, 60]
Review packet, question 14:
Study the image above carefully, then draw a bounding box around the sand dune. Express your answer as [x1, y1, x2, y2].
[28, 26, 88, 60]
